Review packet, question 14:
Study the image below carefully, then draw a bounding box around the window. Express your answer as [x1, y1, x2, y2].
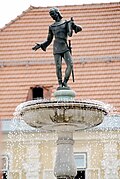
[2, 172, 8, 179]
[74, 153, 87, 169]
[1, 155, 9, 179]
[26, 85, 52, 101]
[75, 170, 85, 179]
[32, 86, 43, 99]
[74, 153, 87, 179]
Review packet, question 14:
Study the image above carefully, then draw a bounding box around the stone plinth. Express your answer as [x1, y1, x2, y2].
[54, 89, 76, 101]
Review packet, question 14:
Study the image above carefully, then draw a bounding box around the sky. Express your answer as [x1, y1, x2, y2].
[0, 0, 119, 28]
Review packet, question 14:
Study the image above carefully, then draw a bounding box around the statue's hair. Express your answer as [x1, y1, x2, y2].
[49, 7, 63, 19]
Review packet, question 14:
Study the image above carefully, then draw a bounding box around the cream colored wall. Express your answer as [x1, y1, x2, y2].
[2, 130, 120, 179]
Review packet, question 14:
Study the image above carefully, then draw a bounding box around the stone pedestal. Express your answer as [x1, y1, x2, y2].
[54, 89, 76, 101]
[54, 131, 77, 179]
[54, 89, 77, 179]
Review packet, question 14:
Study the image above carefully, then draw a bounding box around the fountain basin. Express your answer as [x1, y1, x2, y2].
[14, 91, 109, 178]
[14, 100, 107, 131]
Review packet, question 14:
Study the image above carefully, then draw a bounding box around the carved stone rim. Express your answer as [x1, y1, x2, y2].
[15, 99, 108, 117]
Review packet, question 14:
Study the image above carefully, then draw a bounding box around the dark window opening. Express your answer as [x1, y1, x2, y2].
[2, 171, 7, 179]
[26, 85, 53, 101]
[75, 170, 85, 179]
[32, 87, 43, 100]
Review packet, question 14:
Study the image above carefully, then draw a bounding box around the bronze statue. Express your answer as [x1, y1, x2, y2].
[32, 7, 82, 90]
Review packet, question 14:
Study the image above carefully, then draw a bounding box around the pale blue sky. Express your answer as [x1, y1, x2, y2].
[0, 0, 119, 28]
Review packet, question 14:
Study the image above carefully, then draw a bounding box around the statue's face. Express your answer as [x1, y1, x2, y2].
[49, 10, 59, 21]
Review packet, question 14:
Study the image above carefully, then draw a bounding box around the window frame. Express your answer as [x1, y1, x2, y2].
[1, 155, 9, 171]
[74, 152, 87, 169]
[1, 155, 9, 179]
[26, 85, 53, 101]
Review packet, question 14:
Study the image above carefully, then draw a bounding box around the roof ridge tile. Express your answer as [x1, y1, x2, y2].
[1, 2, 120, 32]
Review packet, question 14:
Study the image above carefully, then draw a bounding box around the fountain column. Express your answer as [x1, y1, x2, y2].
[54, 89, 77, 179]
[54, 131, 77, 179]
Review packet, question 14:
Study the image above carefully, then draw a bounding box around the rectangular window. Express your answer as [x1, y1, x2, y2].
[75, 170, 85, 179]
[74, 153, 87, 169]
[74, 153, 87, 179]
[33, 87, 43, 99]
[26, 85, 52, 101]
[1, 155, 9, 179]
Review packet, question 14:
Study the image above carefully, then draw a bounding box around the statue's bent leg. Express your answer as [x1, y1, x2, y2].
[63, 51, 73, 86]
[54, 54, 62, 86]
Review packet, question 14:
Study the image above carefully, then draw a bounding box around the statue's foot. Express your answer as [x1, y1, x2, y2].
[57, 84, 63, 90]
[62, 82, 67, 87]
[57, 84, 70, 90]
[62, 82, 70, 90]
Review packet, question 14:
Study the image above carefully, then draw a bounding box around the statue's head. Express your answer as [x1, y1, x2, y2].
[49, 7, 63, 20]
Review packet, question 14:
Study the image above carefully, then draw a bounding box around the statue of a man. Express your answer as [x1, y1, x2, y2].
[32, 7, 82, 89]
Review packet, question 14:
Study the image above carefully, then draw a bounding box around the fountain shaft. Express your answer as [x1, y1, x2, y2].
[54, 131, 77, 178]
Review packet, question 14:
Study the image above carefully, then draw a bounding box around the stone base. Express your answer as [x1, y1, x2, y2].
[54, 89, 76, 101]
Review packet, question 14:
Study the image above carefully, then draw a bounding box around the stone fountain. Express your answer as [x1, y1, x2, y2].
[14, 7, 108, 178]
[14, 89, 108, 179]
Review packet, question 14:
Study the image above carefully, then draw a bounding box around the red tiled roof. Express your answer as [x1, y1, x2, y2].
[0, 2, 120, 119]
[1, 2, 120, 60]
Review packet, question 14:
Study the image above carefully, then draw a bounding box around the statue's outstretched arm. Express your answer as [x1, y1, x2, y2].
[32, 26, 53, 51]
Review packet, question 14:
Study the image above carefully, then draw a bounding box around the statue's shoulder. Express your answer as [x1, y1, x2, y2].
[50, 20, 67, 28]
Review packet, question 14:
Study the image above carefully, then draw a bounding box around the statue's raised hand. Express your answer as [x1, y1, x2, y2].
[32, 43, 41, 51]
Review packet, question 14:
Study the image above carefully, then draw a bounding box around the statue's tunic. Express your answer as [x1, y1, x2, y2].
[41, 20, 69, 54]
